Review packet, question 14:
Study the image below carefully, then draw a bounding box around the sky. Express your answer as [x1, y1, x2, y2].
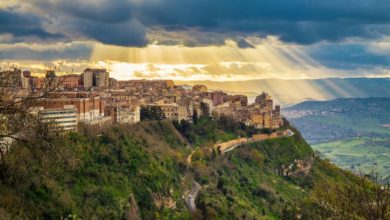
[0, 0, 390, 81]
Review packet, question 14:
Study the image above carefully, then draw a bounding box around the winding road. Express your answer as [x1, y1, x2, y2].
[217, 129, 294, 153]
[184, 129, 294, 212]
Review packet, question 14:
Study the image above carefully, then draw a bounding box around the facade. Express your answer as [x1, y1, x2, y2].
[21, 76, 30, 90]
[211, 91, 228, 106]
[83, 70, 94, 89]
[36, 92, 105, 122]
[32, 77, 45, 90]
[118, 80, 174, 91]
[95, 70, 109, 88]
[82, 68, 109, 89]
[38, 105, 78, 131]
[60, 74, 81, 89]
[158, 103, 179, 120]
[116, 106, 140, 124]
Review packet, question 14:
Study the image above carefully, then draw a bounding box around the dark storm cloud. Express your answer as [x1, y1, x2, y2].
[0, 43, 93, 60]
[134, 0, 390, 44]
[0, 9, 63, 41]
[1, 0, 390, 46]
[235, 38, 255, 48]
[76, 19, 148, 46]
[37, 0, 133, 23]
[306, 43, 390, 69]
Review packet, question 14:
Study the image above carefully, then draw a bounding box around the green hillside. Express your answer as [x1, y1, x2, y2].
[313, 137, 390, 180]
[0, 117, 388, 219]
[284, 97, 390, 181]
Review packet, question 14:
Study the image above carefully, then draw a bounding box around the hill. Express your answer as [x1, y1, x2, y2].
[283, 97, 390, 180]
[0, 116, 388, 219]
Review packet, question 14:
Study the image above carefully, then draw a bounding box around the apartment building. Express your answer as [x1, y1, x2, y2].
[38, 105, 78, 132]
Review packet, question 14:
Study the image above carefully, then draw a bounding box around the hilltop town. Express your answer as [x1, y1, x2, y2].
[1, 68, 283, 132]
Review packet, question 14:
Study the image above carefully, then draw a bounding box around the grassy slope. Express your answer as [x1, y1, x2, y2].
[313, 137, 390, 180]
[285, 97, 390, 181]
[0, 118, 364, 219]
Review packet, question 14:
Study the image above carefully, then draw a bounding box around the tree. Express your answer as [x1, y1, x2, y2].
[140, 106, 166, 121]
[200, 102, 210, 118]
[0, 63, 65, 161]
[192, 109, 198, 124]
[302, 172, 390, 220]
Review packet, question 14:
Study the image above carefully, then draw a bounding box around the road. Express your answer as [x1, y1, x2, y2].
[186, 181, 201, 213]
[218, 129, 294, 153]
[184, 129, 294, 212]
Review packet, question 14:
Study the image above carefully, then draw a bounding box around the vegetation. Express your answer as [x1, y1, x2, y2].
[313, 137, 390, 181]
[285, 97, 390, 181]
[173, 115, 259, 147]
[0, 115, 388, 219]
[140, 106, 166, 121]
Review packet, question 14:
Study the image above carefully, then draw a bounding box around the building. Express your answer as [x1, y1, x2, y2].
[45, 70, 58, 90]
[158, 103, 179, 120]
[0, 68, 22, 91]
[23, 70, 31, 77]
[60, 74, 81, 89]
[38, 105, 78, 132]
[211, 91, 228, 106]
[117, 80, 174, 91]
[250, 113, 264, 127]
[30, 77, 45, 91]
[83, 68, 109, 89]
[36, 92, 106, 122]
[95, 70, 109, 88]
[255, 92, 272, 108]
[229, 95, 248, 107]
[116, 106, 140, 124]
[83, 69, 93, 89]
[177, 98, 193, 121]
[21, 75, 30, 90]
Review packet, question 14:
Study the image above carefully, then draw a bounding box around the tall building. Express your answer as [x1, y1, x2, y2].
[21, 77, 30, 90]
[83, 69, 94, 89]
[83, 68, 109, 89]
[23, 70, 31, 77]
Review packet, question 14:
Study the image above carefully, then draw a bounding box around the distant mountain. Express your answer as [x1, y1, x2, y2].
[176, 78, 390, 105]
[284, 97, 390, 180]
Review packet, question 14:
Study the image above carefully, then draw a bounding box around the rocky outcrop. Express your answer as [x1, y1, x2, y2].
[153, 193, 176, 209]
[281, 158, 314, 177]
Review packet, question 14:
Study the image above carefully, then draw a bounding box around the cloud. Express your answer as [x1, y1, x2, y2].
[1, 0, 389, 47]
[0, 9, 63, 42]
[306, 42, 390, 69]
[235, 38, 255, 48]
[135, 0, 390, 45]
[0, 42, 93, 60]
[1, 0, 390, 79]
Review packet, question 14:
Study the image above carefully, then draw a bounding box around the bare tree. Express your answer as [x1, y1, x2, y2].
[0, 60, 67, 161]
